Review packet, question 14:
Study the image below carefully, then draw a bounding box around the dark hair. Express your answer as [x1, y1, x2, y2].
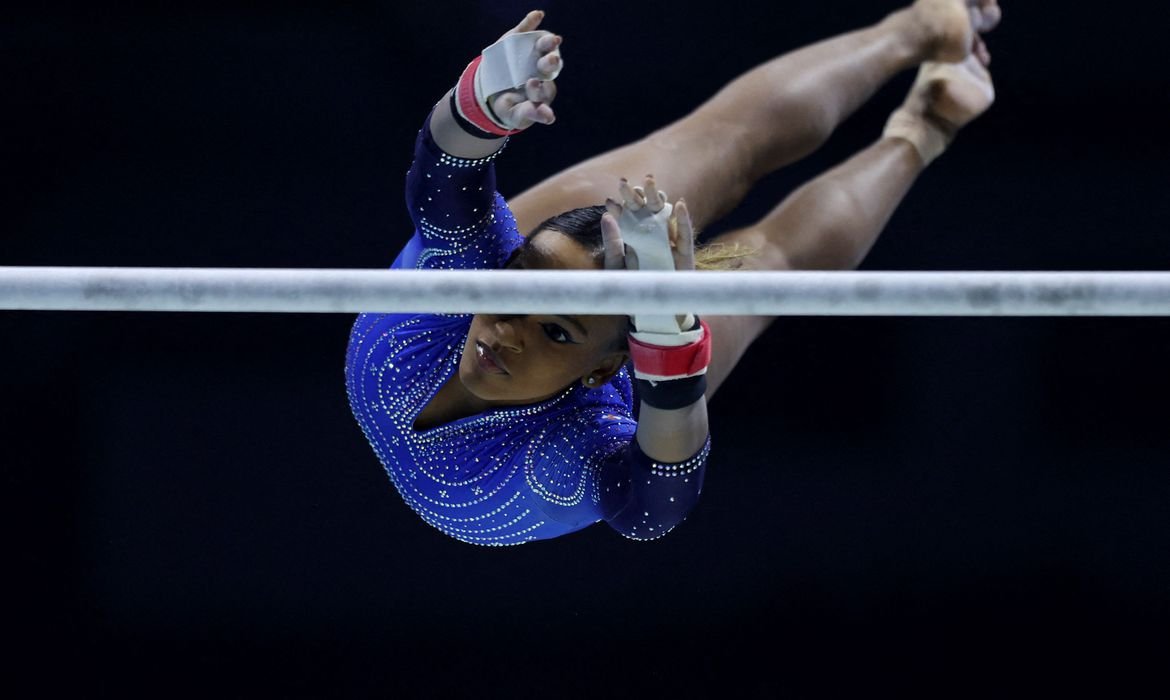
[523, 204, 759, 271]
[526, 205, 608, 264]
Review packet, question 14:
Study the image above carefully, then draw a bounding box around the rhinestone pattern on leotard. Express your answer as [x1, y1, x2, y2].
[346, 311, 643, 545]
[343, 108, 709, 546]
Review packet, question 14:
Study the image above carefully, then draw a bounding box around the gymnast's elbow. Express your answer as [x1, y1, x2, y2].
[605, 489, 703, 542]
[601, 439, 710, 542]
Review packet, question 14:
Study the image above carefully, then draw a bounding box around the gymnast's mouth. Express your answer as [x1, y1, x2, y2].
[475, 341, 508, 374]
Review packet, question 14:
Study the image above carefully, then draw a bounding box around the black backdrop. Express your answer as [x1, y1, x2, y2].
[4, 1, 1169, 696]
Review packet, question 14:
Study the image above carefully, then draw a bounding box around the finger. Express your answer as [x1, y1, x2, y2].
[524, 78, 556, 104]
[601, 211, 626, 270]
[489, 92, 524, 127]
[969, 6, 984, 35]
[507, 10, 544, 36]
[532, 103, 556, 125]
[973, 37, 991, 67]
[492, 97, 540, 128]
[490, 90, 518, 113]
[978, 1, 1001, 32]
[643, 175, 665, 213]
[632, 186, 647, 208]
[604, 197, 623, 219]
[618, 179, 643, 210]
[536, 50, 562, 80]
[535, 32, 561, 54]
[673, 200, 696, 271]
[510, 100, 554, 126]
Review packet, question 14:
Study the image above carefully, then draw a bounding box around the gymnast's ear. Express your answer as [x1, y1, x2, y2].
[584, 351, 629, 388]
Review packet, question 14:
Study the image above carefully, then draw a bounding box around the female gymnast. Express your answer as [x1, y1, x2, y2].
[345, 0, 1002, 545]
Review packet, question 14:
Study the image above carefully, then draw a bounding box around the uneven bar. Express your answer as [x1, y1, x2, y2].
[2, 267, 1170, 316]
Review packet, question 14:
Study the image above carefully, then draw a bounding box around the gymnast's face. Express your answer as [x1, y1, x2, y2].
[458, 230, 629, 405]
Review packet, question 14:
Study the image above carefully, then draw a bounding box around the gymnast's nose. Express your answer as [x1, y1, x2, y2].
[493, 315, 524, 352]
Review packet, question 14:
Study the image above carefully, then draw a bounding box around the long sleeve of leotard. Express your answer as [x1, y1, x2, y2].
[523, 407, 710, 542]
[393, 109, 524, 272]
[597, 434, 710, 541]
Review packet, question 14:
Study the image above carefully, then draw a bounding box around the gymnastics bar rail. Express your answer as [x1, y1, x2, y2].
[2, 267, 1170, 316]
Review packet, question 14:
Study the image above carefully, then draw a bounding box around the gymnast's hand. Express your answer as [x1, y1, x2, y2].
[601, 175, 696, 273]
[603, 177, 701, 346]
[485, 11, 563, 130]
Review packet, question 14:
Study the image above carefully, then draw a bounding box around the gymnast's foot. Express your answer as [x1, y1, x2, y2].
[883, 49, 995, 164]
[906, 0, 1002, 64]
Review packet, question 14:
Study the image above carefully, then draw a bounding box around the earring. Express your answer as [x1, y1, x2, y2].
[586, 377, 596, 385]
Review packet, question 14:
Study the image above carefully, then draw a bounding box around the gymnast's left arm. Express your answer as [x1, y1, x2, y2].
[428, 11, 561, 160]
[396, 11, 562, 269]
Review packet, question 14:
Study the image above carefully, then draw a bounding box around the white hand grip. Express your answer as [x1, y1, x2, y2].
[619, 197, 680, 335]
[477, 31, 561, 98]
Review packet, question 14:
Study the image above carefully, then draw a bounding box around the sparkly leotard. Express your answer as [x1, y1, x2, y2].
[344, 110, 709, 546]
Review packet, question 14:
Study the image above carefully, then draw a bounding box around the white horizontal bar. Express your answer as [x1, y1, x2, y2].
[2, 267, 1170, 316]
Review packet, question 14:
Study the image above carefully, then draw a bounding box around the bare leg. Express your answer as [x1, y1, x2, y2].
[701, 137, 926, 399]
[507, 1, 998, 236]
[702, 43, 1000, 400]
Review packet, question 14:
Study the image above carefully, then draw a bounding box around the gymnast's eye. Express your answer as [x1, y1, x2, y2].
[541, 323, 573, 344]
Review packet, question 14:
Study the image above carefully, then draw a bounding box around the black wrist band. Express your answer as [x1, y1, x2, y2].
[636, 374, 708, 410]
[449, 91, 501, 140]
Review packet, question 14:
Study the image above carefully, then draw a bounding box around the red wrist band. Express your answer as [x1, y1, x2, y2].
[455, 56, 523, 138]
[628, 320, 712, 380]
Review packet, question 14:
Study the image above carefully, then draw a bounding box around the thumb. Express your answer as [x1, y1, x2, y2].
[505, 10, 544, 37]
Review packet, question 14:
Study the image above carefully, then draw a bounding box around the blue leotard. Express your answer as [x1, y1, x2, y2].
[344, 110, 709, 546]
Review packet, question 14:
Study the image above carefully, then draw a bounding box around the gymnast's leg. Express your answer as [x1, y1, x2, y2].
[699, 51, 998, 399]
[508, 0, 1002, 236]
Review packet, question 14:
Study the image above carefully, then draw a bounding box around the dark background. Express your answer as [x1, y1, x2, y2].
[4, 1, 1169, 696]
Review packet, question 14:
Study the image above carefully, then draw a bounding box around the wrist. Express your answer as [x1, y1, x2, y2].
[636, 374, 708, 410]
[628, 317, 711, 382]
[629, 314, 704, 349]
[448, 91, 500, 140]
[431, 89, 508, 160]
[454, 56, 524, 138]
